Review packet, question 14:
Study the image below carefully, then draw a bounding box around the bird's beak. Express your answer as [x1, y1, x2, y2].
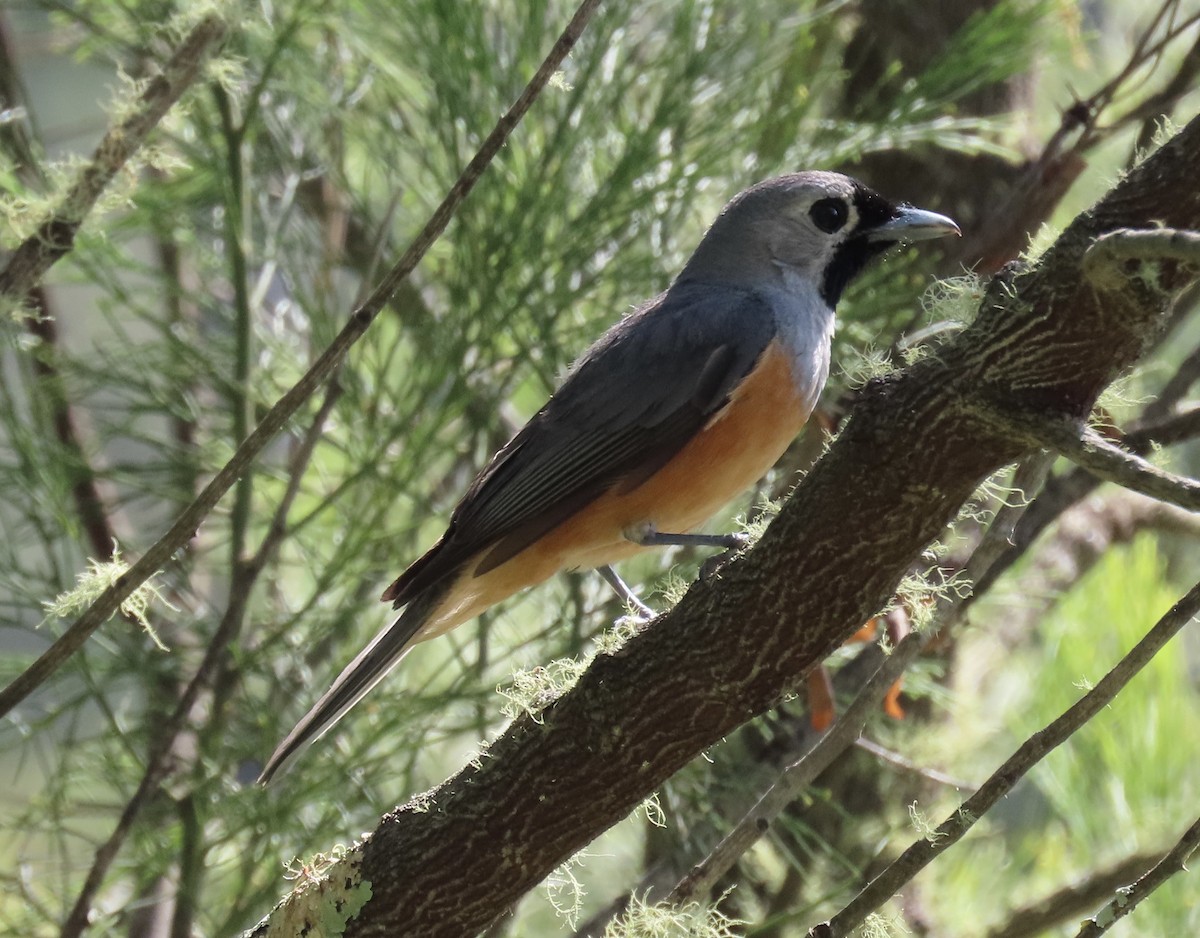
[866, 206, 961, 243]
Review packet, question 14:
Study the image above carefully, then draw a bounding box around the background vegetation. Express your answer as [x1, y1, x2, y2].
[1, 0, 1197, 935]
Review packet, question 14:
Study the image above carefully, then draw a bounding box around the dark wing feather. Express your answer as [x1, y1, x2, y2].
[382, 283, 777, 606]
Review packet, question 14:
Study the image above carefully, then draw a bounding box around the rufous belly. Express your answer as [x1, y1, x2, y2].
[418, 340, 812, 639]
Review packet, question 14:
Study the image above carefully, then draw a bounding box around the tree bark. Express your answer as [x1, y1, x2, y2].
[251, 114, 1200, 938]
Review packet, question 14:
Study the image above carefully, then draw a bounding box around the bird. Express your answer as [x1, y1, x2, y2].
[259, 171, 958, 782]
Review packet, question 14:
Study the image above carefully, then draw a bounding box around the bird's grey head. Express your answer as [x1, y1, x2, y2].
[678, 171, 959, 307]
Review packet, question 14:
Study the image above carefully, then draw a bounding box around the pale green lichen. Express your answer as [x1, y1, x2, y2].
[919, 272, 984, 326]
[0, 156, 86, 246]
[892, 566, 969, 632]
[861, 910, 911, 937]
[737, 494, 781, 543]
[43, 543, 176, 650]
[657, 569, 693, 607]
[544, 850, 589, 929]
[840, 342, 897, 389]
[498, 658, 589, 722]
[1131, 116, 1179, 167]
[270, 843, 372, 938]
[1022, 221, 1061, 267]
[634, 792, 667, 828]
[595, 617, 646, 655]
[604, 894, 743, 938]
[908, 800, 946, 844]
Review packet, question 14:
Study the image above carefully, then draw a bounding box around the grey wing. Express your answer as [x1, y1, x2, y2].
[382, 283, 777, 605]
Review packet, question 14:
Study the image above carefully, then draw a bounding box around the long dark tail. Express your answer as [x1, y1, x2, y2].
[258, 590, 441, 784]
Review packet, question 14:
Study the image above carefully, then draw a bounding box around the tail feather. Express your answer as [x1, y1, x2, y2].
[258, 593, 438, 784]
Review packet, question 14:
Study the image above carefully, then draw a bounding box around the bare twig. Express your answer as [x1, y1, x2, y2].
[0, 14, 228, 304]
[22, 287, 120, 559]
[1127, 401, 1200, 447]
[1082, 1, 1189, 129]
[0, 17, 123, 560]
[1074, 815, 1200, 937]
[1142, 345, 1200, 423]
[958, 2, 1200, 273]
[853, 738, 976, 790]
[983, 850, 1170, 938]
[809, 578, 1200, 937]
[973, 403, 1200, 601]
[0, 0, 604, 720]
[1045, 424, 1200, 512]
[1130, 31, 1200, 155]
[254, 380, 344, 569]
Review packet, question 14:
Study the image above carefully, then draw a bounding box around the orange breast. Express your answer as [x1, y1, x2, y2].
[416, 340, 812, 639]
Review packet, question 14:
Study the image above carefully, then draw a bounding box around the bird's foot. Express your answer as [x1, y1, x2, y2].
[698, 532, 750, 582]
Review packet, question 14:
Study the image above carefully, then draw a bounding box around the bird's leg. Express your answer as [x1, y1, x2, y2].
[625, 523, 749, 582]
[628, 528, 748, 551]
[597, 564, 656, 620]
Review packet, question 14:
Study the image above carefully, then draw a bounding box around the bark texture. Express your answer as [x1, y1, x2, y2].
[254, 115, 1200, 938]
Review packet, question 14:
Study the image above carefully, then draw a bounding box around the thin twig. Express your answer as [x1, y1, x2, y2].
[1126, 401, 1200, 448]
[254, 380, 344, 569]
[1130, 31, 1200, 155]
[983, 850, 1170, 938]
[23, 287, 120, 559]
[1047, 424, 1200, 512]
[958, 2, 1200, 273]
[973, 403, 1200, 601]
[1073, 815, 1200, 937]
[0, 14, 228, 304]
[0, 0, 604, 720]
[809, 578, 1200, 937]
[214, 84, 256, 571]
[853, 738, 976, 790]
[1142, 348, 1200, 424]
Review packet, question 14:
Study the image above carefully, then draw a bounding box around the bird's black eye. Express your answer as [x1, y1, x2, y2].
[810, 198, 848, 234]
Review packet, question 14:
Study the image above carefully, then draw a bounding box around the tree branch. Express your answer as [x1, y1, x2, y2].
[1074, 815, 1200, 937]
[1040, 421, 1200, 512]
[653, 452, 1052, 914]
[1083, 227, 1200, 293]
[0, 13, 228, 305]
[972, 402, 1200, 601]
[983, 850, 1170, 938]
[663, 629, 924, 908]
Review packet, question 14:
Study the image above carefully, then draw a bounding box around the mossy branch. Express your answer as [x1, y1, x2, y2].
[0, 13, 228, 306]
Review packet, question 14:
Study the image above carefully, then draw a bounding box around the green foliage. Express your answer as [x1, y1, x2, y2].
[923, 537, 1200, 936]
